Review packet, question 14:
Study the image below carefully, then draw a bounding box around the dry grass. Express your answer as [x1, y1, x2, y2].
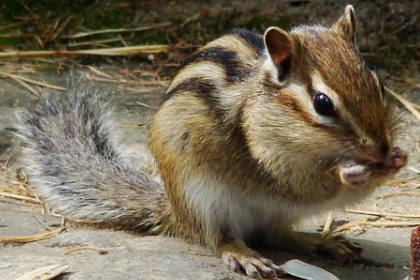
[346, 209, 420, 219]
[0, 45, 169, 58]
[66, 22, 171, 39]
[0, 228, 64, 244]
[322, 207, 420, 239]
[65, 246, 108, 255]
[386, 87, 420, 123]
[0, 70, 65, 90]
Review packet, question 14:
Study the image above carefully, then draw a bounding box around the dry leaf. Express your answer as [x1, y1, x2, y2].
[16, 264, 69, 280]
[281, 259, 340, 280]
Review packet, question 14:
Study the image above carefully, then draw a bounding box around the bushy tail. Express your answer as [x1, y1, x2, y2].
[15, 82, 172, 234]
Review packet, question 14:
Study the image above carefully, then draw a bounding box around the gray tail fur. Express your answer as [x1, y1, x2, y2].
[15, 82, 171, 234]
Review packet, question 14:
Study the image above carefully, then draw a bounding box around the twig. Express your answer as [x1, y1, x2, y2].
[32, 215, 52, 231]
[9, 76, 41, 98]
[0, 33, 34, 38]
[118, 34, 128, 47]
[66, 22, 171, 39]
[68, 38, 122, 48]
[0, 20, 30, 31]
[327, 219, 420, 238]
[117, 123, 146, 129]
[325, 219, 367, 238]
[0, 228, 64, 244]
[180, 12, 203, 27]
[322, 212, 334, 238]
[49, 16, 72, 42]
[346, 209, 420, 219]
[378, 192, 420, 199]
[0, 70, 66, 91]
[409, 167, 420, 174]
[87, 66, 113, 79]
[65, 246, 108, 255]
[0, 45, 169, 58]
[136, 101, 157, 110]
[388, 177, 420, 185]
[386, 87, 420, 122]
[390, 16, 418, 36]
[391, 75, 420, 90]
[0, 191, 41, 204]
[86, 73, 168, 86]
[366, 221, 420, 228]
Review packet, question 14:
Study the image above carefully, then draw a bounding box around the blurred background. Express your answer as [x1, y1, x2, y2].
[0, 0, 418, 83]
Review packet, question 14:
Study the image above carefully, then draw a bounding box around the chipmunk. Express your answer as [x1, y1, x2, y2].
[16, 5, 408, 279]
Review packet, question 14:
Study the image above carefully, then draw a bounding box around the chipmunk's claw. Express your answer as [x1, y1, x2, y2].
[339, 161, 372, 186]
[223, 253, 283, 279]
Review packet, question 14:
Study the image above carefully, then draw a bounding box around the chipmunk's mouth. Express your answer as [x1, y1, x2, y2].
[336, 147, 407, 188]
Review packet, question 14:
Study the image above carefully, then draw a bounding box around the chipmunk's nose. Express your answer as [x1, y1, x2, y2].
[379, 141, 390, 158]
[372, 140, 392, 162]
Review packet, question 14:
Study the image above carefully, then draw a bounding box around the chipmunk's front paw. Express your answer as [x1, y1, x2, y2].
[338, 160, 372, 186]
[223, 252, 283, 279]
[373, 147, 407, 176]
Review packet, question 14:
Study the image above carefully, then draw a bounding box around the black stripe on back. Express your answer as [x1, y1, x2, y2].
[182, 47, 249, 83]
[165, 77, 216, 100]
[229, 28, 265, 56]
[164, 78, 226, 121]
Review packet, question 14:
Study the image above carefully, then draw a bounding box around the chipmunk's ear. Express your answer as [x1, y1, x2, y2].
[264, 27, 293, 81]
[332, 5, 357, 47]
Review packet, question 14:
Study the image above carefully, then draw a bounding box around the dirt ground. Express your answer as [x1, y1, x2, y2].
[0, 1, 420, 280]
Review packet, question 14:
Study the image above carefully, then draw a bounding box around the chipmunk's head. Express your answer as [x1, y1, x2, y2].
[244, 6, 401, 201]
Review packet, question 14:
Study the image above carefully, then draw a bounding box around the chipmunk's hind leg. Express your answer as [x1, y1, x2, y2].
[218, 236, 283, 279]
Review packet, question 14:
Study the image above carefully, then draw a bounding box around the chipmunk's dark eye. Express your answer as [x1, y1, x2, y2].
[314, 93, 336, 117]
